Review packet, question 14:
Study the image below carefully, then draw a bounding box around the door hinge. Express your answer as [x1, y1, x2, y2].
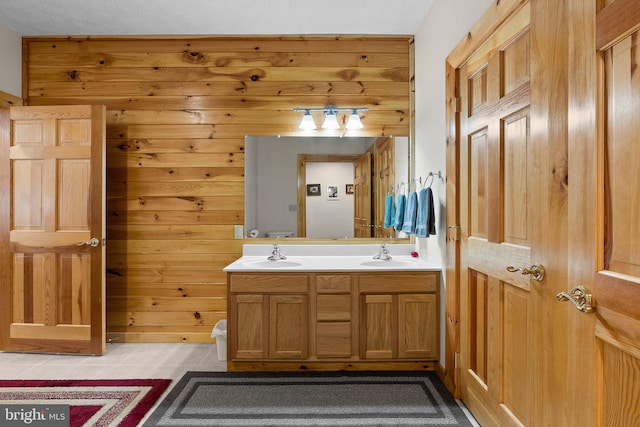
[455, 352, 460, 368]
[454, 97, 462, 113]
[448, 224, 461, 241]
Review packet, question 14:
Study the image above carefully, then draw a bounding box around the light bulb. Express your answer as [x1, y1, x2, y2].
[322, 110, 340, 129]
[346, 109, 363, 129]
[299, 110, 316, 130]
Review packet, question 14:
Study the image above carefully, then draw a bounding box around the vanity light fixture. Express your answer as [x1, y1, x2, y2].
[322, 105, 340, 129]
[346, 109, 364, 130]
[299, 110, 316, 130]
[293, 104, 368, 131]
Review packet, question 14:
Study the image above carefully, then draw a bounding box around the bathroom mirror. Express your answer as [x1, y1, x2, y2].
[244, 135, 411, 240]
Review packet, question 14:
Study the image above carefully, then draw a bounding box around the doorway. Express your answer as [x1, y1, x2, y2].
[296, 154, 359, 238]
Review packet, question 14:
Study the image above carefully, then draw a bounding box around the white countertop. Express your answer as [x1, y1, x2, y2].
[223, 244, 441, 272]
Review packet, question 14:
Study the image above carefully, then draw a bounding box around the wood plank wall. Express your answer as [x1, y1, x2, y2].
[0, 90, 22, 108]
[21, 36, 413, 342]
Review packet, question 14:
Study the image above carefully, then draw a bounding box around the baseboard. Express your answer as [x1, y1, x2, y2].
[435, 362, 457, 396]
[106, 332, 214, 343]
[228, 360, 436, 372]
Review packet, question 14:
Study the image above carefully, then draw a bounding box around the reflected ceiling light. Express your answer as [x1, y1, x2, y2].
[293, 104, 368, 131]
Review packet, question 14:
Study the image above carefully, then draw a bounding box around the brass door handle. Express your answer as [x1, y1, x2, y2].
[76, 237, 100, 247]
[506, 263, 546, 282]
[556, 286, 595, 313]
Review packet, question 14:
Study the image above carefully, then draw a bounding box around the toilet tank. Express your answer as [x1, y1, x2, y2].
[265, 231, 294, 238]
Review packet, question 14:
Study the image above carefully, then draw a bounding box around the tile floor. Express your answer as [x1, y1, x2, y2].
[0, 343, 479, 426]
[0, 342, 226, 383]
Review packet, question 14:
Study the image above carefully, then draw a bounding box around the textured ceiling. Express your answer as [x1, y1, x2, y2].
[0, 0, 434, 36]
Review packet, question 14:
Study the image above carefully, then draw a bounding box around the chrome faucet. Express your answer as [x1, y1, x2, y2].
[267, 243, 287, 261]
[373, 243, 392, 261]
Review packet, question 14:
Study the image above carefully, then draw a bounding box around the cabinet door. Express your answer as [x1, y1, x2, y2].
[229, 294, 268, 359]
[398, 294, 437, 359]
[361, 294, 397, 359]
[269, 295, 309, 359]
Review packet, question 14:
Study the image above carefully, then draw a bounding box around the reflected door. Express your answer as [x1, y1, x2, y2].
[0, 105, 106, 355]
[374, 137, 395, 238]
[354, 152, 372, 237]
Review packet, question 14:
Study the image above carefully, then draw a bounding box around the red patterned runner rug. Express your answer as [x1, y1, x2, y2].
[0, 379, 171, 427]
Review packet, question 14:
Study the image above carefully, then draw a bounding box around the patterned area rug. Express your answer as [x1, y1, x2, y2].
[145, 371, 473, 426]
[0, 378, 171, 427]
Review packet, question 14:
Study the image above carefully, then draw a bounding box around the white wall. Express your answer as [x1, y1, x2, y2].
[413, 0, 494, 364]
[0, 22, 22, 97]
[306, 162, 354, 239]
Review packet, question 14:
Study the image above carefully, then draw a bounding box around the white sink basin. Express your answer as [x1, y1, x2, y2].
[222, 248, 440, 272]
[244, 260, 302, 268]
[360, 260, 414, 268]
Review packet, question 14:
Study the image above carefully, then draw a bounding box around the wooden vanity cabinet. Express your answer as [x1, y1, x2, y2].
[359, 273, 438, 360]
[227, 270, 439, 370]
[228, 274, 309, 360]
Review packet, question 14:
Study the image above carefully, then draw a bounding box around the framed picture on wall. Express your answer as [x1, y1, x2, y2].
[345, 184, 354, 194]
[307, 184, 321, 196]
[327, 185, 339, 200]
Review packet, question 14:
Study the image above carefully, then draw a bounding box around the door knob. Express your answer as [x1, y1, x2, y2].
[505, 263, 545, 282]
[556, 286, 595, 313]
[76, 237, 100, 247]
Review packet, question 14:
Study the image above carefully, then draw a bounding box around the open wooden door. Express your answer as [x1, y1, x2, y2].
[567, 1, 640, 425]
[0, 105, 106, 355]
[353, 151, 372, 238]
[455, 3, 543, 425]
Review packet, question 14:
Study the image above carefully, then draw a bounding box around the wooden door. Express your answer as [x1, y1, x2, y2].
[0, 105, 106, 355]
[353, 152, 372, 237]
[567, 1, 640, 425]
[373, 137, 395, 238]
[457, 4, 539, 425]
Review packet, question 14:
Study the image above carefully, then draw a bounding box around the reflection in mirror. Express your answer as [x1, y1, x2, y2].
[244, 136, 409, 239]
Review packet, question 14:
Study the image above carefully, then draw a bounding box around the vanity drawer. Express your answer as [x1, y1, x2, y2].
[317, 295, 351, 321]
[229, 274, 309, 293]
[316, 274, 351, 293]
[316, 322, 351, 358]
[358, 272, 437, 293]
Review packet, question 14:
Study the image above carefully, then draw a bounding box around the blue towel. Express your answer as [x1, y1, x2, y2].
[393, 194, 406, 230]
[401, 191, 418, 234]
[383, 194, 394, 228]
[415, 187, 436, 237]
